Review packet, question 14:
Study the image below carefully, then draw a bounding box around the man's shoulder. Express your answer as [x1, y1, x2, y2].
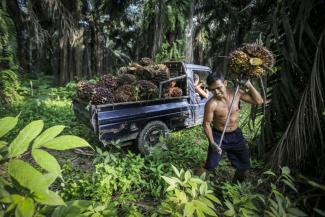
[206, 97, 218, 108]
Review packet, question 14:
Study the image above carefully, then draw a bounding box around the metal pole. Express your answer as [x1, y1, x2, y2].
[218, 84, 241, 148]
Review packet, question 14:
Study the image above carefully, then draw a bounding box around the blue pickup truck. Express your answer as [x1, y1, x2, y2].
[72, 61, 212, 154]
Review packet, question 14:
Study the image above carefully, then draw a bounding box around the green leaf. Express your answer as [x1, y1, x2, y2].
[0, 141, 7, 149]
[33, 125, 65, 149]
[43, 173, 58, 186]
[224, 209, 235, 217]
[193, 200, 217, 216]
[263, 170, 276, 176]
[0, 116, 19, 138]
[313, 208, 325, 216]
[288, 208, 307, 216]
[206, 194, 222, 205]
[162, 176, 179, 186]
[281, 179, 297, 192]
[15, 197, 34, 217]
[8, 159, 48, 192]
[196, 209, 205, 217]
[171, 164, 180, 177]
[8, 120, 44, 158]
[51, 200, 93, 217]
[184, 170, 191, 181]
[31, 149, 61, 177]
[184, 202, 195, 217]
[281, 166, 290, 175]
[199, 182, 207, 195]
[34, 190, 65, 206]
[43, 135, 92, 150]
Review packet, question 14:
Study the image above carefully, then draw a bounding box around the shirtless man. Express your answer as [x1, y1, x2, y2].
[203, 71, 263, 182]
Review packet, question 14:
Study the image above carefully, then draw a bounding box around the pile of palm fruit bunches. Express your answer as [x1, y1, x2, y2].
[229, 43, 275, 78]
[76, 57, 183, 105]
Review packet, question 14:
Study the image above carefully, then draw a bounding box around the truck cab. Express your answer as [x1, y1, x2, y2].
[72, 61, 212, 154]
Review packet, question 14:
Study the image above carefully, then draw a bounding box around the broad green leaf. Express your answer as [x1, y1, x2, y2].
[0, 141, 7, 150]
[34, 190, 65, 206]
[166, 184, 176, 192]
[162, 176, 178, 186]
[281, 166, 290, 175]
[8, 159, 48, 192]
[184, 202, 195, 217]
[0, 116, 19, 138]
[224, 209, 235, 217]
[8, 120, 44, 158]
[171, 164, 180, 177]
[33, 125, 65, 149]
[193, 200, 217, 216]
[51, 200, 93, 217]
[206, 194, 222, 205]
[43, 173, 58, 186]
[199, 182, 207, 195]
[184, 171, 191, 182]
[196, 209, 205, 217]
[313, 208, 325, 216]
[281, 179, 297, 192]
[32, 149, 61, 177]
[288, 208, 307, 216]
[263, 171, 276, 176]
[43, 135, 92, 150]
[15, 197, 34, 217]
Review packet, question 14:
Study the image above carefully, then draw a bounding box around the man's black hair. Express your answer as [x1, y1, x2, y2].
[206, 71, 225, 86]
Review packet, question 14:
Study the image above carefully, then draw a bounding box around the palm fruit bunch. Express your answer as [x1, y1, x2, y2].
[139, 57, 154, 66]
[114, 84, 139, 103]
[116, 73, 137, 86]
[169, 87, 183, 97]
[229, 43, 275, 77]
[98, 74, 118, 90]
[117, 66, 129, 75]
[137, 65, 156, 80]
[91, 87, 114, 105]
[137, 80, 158, 100]
[151, 64, 170, 85]
[76, 81, 95, 100]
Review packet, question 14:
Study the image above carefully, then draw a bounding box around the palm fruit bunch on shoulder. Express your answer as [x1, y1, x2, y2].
[169, 87, 183, 97]
[137, 80, 158, 100]
[151, 64, 170, 85]
[76, 81, 95, 100]
[229, 43, 275, 78]
[139, 57, 154, 66]
[91, 87, 114, 105]
[116, 73, 137, 86]
[114, 84, 139, 103]
[98, 74, 118, 90]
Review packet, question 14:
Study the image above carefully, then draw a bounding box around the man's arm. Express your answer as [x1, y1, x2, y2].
[195, 85, 209, 99]
[203, 100, 222, 154]
[240, 80, 264, 105]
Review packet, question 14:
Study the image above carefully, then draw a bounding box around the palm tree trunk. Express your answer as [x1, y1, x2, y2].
[185, 0, 194, 63]
[6, 0, 30, 73]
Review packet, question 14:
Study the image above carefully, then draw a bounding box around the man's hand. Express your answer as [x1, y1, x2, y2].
[211, 143, 222, 155]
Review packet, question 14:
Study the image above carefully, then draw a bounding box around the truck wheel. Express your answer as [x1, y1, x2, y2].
[137, 121, 169, 155]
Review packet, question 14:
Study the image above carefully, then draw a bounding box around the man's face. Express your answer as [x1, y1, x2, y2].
[208, 80, 227, 99]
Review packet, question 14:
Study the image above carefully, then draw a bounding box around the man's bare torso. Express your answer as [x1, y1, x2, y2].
[209, 89, 241, 132]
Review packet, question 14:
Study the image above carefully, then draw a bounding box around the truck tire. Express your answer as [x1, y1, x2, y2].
[137, 121, 169, 155]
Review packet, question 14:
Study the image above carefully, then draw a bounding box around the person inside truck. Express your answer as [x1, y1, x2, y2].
[194, 73, 209, 99]
[202, 71, 264, 182]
